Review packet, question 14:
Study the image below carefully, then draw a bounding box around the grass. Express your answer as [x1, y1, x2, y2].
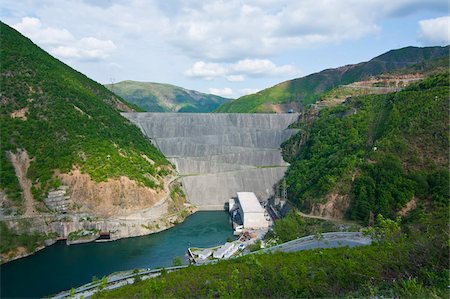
[93, 206, 448, 298]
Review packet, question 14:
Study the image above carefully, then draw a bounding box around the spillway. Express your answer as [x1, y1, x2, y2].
[122, 113, 299, 210]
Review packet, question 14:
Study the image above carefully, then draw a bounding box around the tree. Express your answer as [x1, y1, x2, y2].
[363, 214, 402, 244]
[172, 256, 182, 267]
[98, 276, 108, 290]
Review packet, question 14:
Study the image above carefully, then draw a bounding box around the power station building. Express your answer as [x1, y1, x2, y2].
[230, 192, 269, 229]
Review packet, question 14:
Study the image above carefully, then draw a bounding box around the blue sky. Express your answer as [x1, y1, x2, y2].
[1, 0, 449, 98]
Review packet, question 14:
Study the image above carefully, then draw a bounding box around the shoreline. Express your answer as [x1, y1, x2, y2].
[0, 205, 198, 265]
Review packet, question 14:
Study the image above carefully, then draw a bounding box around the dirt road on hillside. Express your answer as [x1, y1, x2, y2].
[8, 149, 35, 216]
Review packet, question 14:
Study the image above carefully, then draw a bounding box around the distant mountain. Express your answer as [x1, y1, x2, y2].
[105, 81, 232, 113]
[216, 46, 450, 113]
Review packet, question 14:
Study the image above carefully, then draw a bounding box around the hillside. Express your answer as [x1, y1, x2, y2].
[316, 55, 450, 104]
[282, 72, 449, 221]
[216, 46, 449, 113]
[105, 81, 232, 112]
[93, 72, 449, 299]
[0, 22, 193, 260]
[96, 208, 447, 298]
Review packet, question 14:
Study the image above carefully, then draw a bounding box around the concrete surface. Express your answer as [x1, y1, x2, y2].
[122, 113, 299, 209]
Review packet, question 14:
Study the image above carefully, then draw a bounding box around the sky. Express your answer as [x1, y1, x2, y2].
[1, 0, 449, 98]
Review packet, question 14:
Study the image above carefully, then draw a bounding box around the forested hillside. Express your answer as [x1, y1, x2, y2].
[0, 22, 170, 212]
[216, 46, 449, 113]
[96, 208, 447, 298]
[282, 72, 449, 221]
[105, 81, 231, 112]
[94, 72, 449, 299]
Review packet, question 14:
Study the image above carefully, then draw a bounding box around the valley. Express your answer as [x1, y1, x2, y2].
[0, 14, 448, 299]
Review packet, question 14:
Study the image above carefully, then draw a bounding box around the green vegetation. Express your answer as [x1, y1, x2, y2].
[67, 228, 100, 241]
[98, 276, 108, 291]
[0, 22, 170, 207]
[169, 183, 185, 202]
[216, 46, 449, 112]
[387, 55, 450, 76]
[90, 65, 448, 299]
[266, 211, 357, 243]
[318, 86, 373, 101]
[171, 256, 183, 267]
[282, 72, 449, 222]
[105, 80, 231, 113]
[246, 240, 262, 252]
[94, 206, 448, 298]
[0, 222, 55, 254]
[168, 181, 188, 214]
[318, 55, 450, 103]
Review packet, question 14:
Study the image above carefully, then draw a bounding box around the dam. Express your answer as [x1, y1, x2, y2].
[122, 113, 299, 209]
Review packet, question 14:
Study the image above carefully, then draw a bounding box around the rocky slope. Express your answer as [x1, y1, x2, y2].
[105, 80, 232, 112]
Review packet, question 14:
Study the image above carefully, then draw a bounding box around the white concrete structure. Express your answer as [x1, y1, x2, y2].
[223, 244, 239, 259]
[197, 249, 212, 260]
[228, 198, 236, 212]
[236, 192, 269, 229]
[213, 242, 236, 259]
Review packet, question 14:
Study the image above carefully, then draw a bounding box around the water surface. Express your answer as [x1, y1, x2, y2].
[1, 211, 232, 298]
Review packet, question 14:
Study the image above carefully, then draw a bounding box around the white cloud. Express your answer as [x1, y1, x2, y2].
[185, 61, 227, 80]
[185, 59, 300, 81]
[226, 75, 245, 82]
[51, 38, 116, 60]
[232, 59, 299, 77]
[2, 0, 448, 86]
[13, 17, 74, 45]
[208, 87, 234, 97]
[418, 16, 450, 45]
[12, 17, 116, 61]
[165, 0, 445, 61]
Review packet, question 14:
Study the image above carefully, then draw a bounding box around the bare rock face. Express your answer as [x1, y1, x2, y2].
[310, 193, 350, 219]
[59, 169, 165, 217]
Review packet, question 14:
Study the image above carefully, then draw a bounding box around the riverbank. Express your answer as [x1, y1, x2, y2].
[1, 211, 233, 299]
[0, 239, 57, 265]
[52, 232, 372, 299]
[0, 204, 197, 264]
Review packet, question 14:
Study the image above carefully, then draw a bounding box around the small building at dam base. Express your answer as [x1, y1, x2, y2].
[230, 192, 269, 230]
[122, 112, 299, 210]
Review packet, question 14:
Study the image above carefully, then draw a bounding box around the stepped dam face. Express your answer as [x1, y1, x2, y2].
[122, 113, 299, 210]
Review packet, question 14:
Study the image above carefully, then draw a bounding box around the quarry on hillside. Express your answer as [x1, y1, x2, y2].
[122, 113, 299, 209]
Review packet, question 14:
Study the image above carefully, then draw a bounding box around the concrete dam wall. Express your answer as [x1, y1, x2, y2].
[122, 113, 299, 210]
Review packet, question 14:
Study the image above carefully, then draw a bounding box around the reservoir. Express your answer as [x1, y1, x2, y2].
[0, 211, 233, 298]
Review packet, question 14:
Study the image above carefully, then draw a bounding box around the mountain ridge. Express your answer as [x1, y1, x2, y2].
[105, 80, 232, 113]
[216, 45, 449, 113]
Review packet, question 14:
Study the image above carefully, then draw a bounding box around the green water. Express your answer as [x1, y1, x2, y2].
[0, 211, 233, 298]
